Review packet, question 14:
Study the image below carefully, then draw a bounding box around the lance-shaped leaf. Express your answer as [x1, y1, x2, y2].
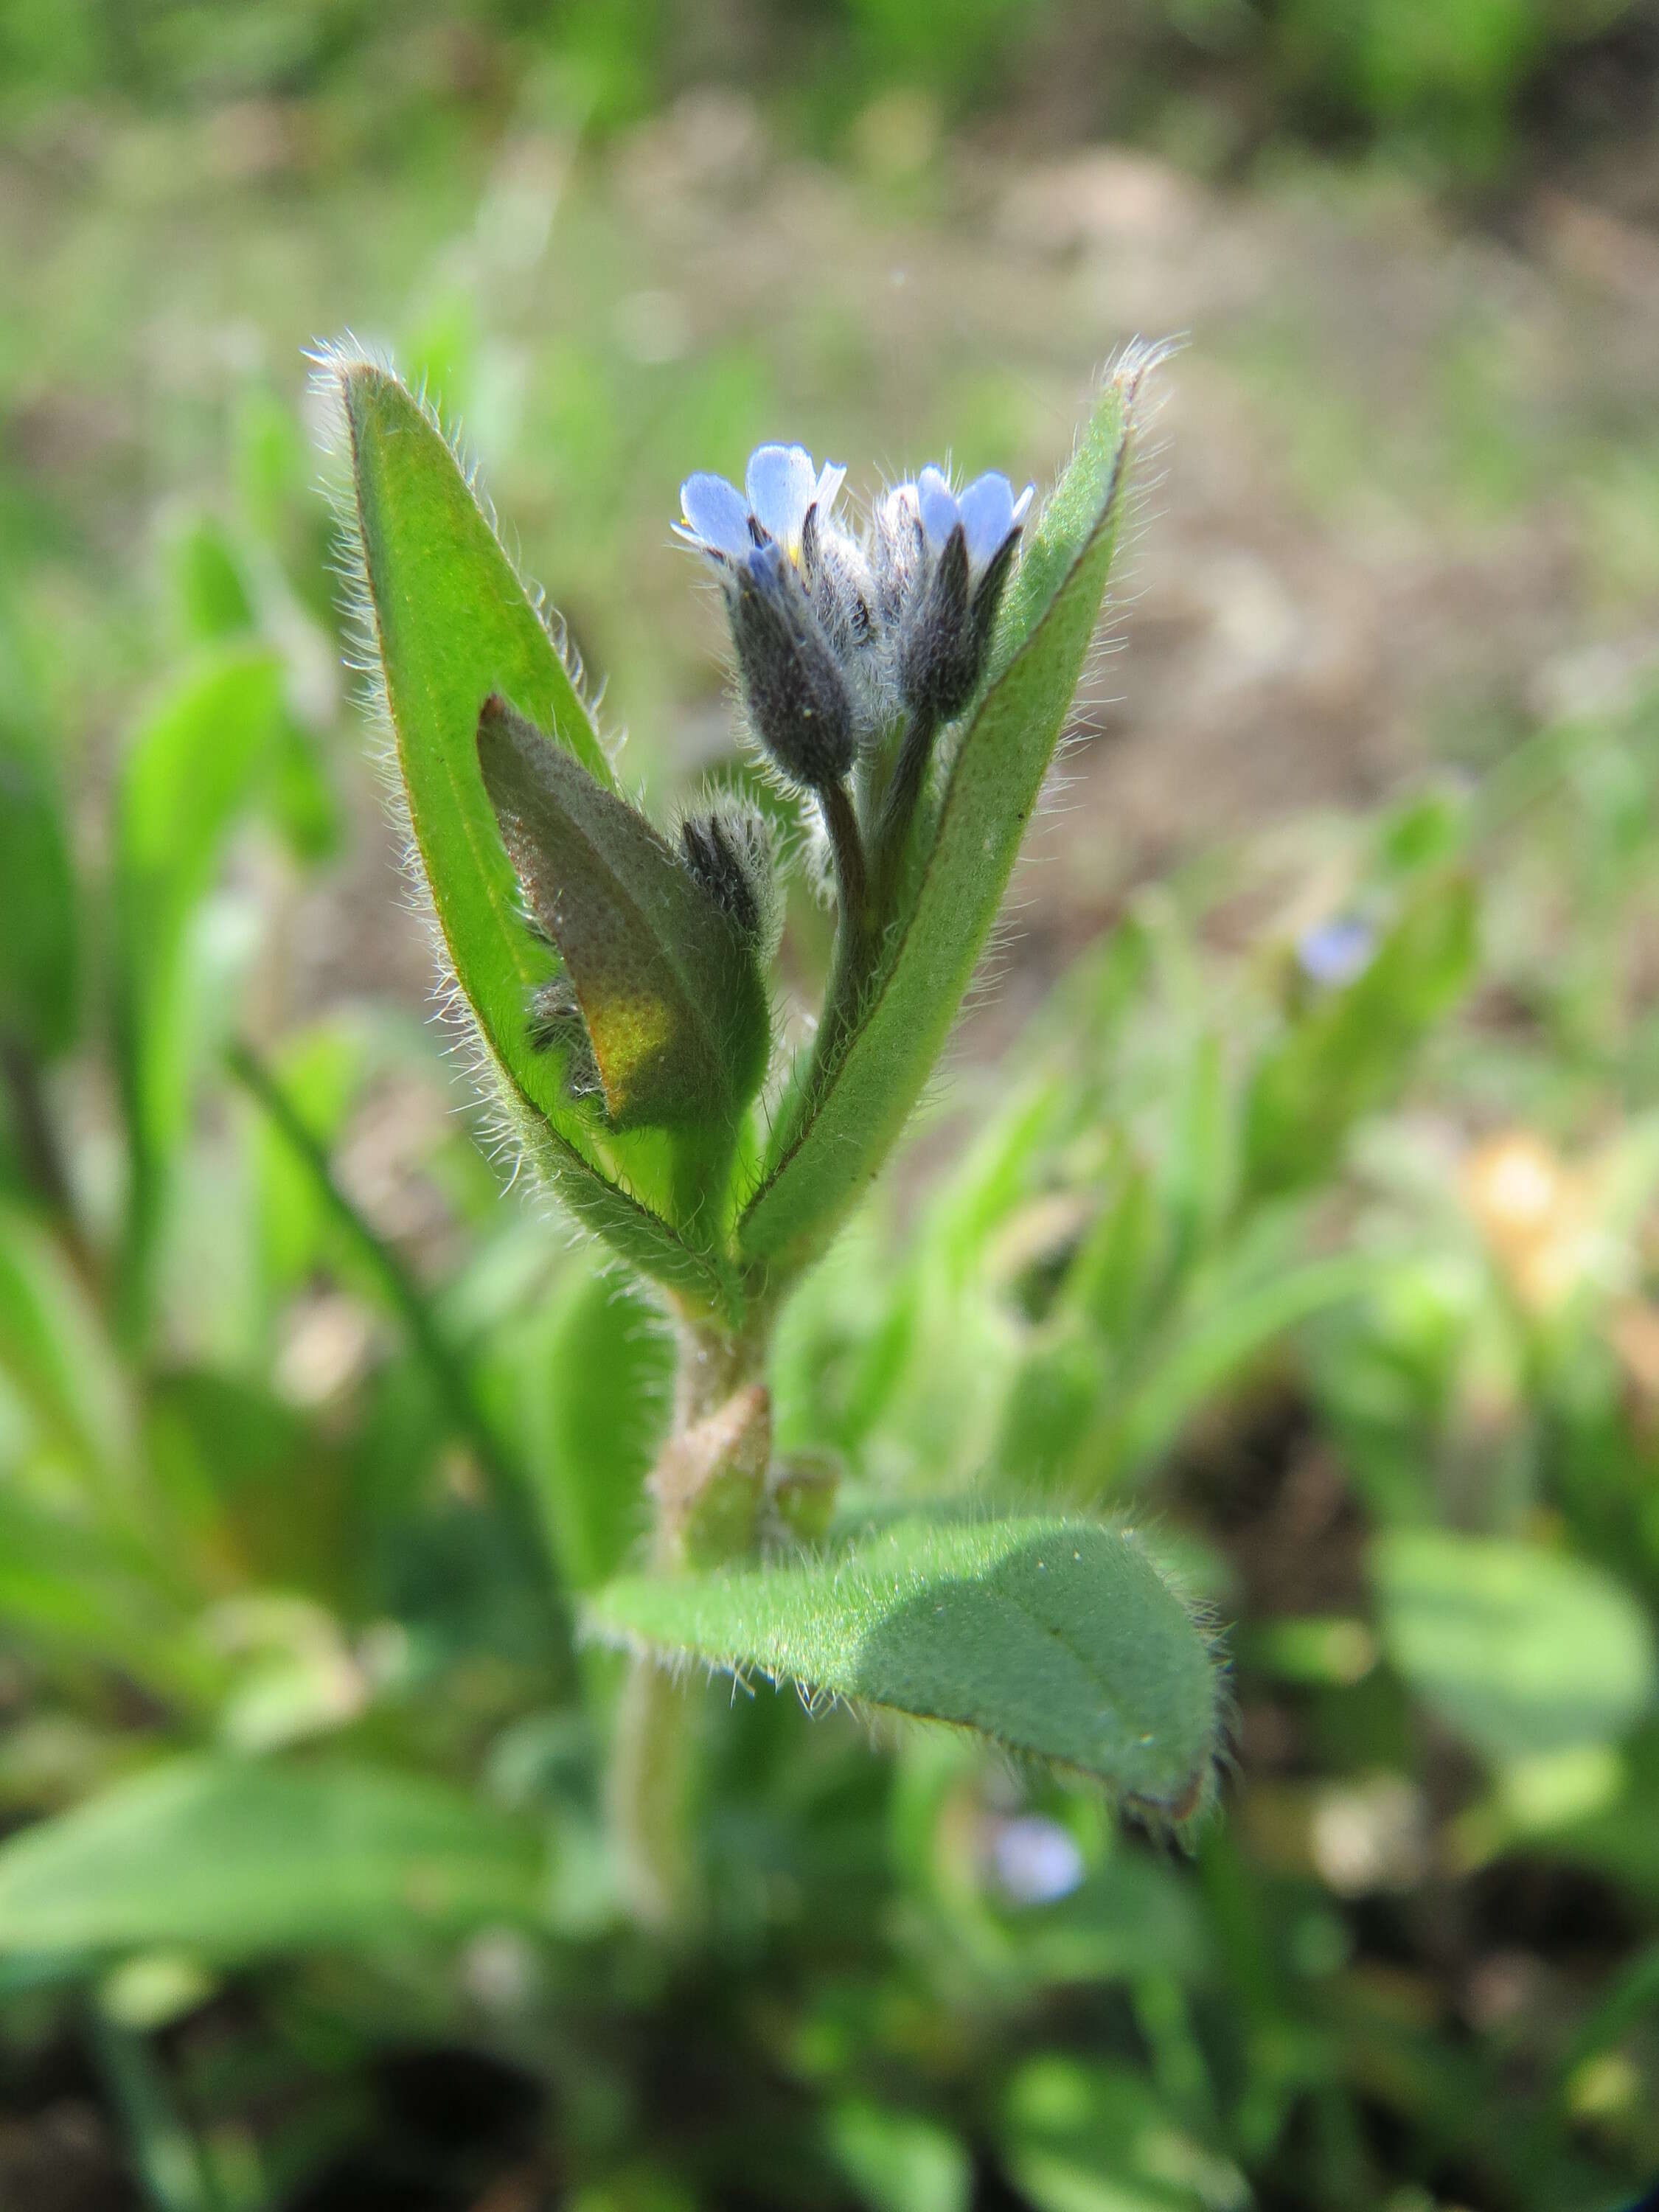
[477, 695, 768, 1133]
[739, 361, 1143, 1276]
[327, 350, 739, 1308]
[114, 645, 288, 1295]
[0, 1756, 543, 1961]
[588, 1514, 1222, 1818]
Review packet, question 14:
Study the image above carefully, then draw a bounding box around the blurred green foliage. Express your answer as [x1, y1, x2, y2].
[0, 0, 1646, 168]
[3, 2, 1659, 2207]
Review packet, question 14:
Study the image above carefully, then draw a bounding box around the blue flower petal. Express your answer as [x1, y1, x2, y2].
[746, 444, 818, 551]
[957, 471, 1018, 568]
[917, 465, 959, 552]
[813, 459, 847, 518]
[678, 472, 751, 559]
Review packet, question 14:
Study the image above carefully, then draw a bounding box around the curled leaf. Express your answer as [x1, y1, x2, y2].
[477, 695, 768, 1133]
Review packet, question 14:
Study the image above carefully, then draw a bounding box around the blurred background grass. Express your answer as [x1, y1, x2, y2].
[4, 1, 1659, 2208]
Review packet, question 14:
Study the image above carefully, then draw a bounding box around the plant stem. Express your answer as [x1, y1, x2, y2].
[813, 776, 877, 1079]
[609, 1308, 767, 1931]
[608, 1646, 698, 1932]
[871, 705, 937, 907]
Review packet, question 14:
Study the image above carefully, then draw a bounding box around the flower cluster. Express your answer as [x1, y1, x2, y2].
[677, 443, 1032, 801]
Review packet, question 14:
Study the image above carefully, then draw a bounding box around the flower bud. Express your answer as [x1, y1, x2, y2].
[680, 802, 783, 962]
[900, 520, 1021, 721]
[731, 543, 857, 792]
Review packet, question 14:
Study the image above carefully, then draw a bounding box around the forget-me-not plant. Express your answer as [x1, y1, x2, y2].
[322, 336, 1221, 1927]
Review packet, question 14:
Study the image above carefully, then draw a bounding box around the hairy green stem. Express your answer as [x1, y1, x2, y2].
[813, 776, 878, 1082]
[871, 705, 938, 907]
[609, 1308, 768, 1930]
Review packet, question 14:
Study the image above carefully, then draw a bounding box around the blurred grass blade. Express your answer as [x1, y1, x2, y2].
[478, 694, 768, 1135]
[740, 363, 1141, 1273]
[0, 1757, 543, 1961]
[114, 644, 288, 1296]
[1091, 1248, 1376, 1487]
[1245, 869, 1477, 1196]
[0, 1199, 132, 1484]
[229, 1041, 578, 1669]
[329, 354, 741, 1311]
[1375, 1530, 1658, 1764]
[589, 1515, 1221, 1818]
[91, 2014, 215, 2212]
[0, 1488, 201, 1702]
[0, 740, 80, 1061]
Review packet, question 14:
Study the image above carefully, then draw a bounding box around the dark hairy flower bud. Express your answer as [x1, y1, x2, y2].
[731, 545, 857, 792]
[900, 522, 1021, 722]
[681, 801, 783, 961]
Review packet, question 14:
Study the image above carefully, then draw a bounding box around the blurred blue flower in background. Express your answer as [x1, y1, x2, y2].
[1297, 914, 1375, 989]
[985, 1813, 1085, 1907]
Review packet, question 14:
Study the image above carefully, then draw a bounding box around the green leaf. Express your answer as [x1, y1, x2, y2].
[477, 694, 768, 1135]
[1245, 869, 1477, 1196]
[588, 1515, 1220, 1815]
[1374, 1530, 1658, 1764]
[529, 1265, 672, 1590]
[113, 644, 288, 1275]
[1091, 1248, 1376, 1487]
[829, 2101, 972, 2212]
[740, 367, 1139, 1276]
[0, 1486, 197, 1699]
[1002, 2054, 1246, 2212]
[0, 742, 79, 1059]
[0, 1199, 132, 1481]
[0, 1757, 543, 1961]
[330, 353, 740, 1310]
[165, 511, 256, 642]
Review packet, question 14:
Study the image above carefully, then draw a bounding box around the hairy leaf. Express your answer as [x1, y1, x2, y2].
[478, 695, 768, 1132]
[332, 355, 737, 1308]
[588, 1514, 1220, 1815]
[529, 1267, 672, 1590]
[740, 368, 1139, 1276]
[0, 1757, 542, 1961]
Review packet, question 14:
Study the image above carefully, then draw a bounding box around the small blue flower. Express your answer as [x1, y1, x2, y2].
[678, 442, 847, 570]
[916, 463, 1034, 581]
[985, 1813, 1085, 1907]
[1297, 914, 1375, 989]
[678, 444, 878, 784]
[881, 465, 1034, 720]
